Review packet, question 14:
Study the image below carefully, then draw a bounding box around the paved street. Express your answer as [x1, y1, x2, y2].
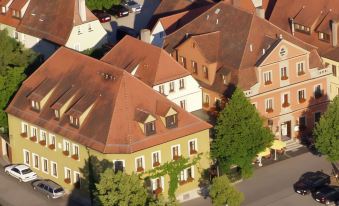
[0, 166, 83, 206]
[182, 152, 333, 206]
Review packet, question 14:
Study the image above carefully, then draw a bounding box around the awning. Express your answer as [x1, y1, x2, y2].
[270, 140, 286, 150]
[257, 148, 271, 157]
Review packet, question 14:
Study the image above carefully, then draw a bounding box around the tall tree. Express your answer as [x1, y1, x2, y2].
[211, 87, 274, 178]
[96, 169, 148, 206]
[314, 96, 339, 162]
[0, 29, 37, 130]
[209, 175, 244, 206]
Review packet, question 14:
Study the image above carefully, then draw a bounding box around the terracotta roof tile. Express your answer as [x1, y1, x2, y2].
[6, 47, 211, 154]
[190, 31, 221, 63]
[9, 0, 28, 10]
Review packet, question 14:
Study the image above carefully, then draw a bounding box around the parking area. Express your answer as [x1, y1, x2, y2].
[101, 0, 160, 43]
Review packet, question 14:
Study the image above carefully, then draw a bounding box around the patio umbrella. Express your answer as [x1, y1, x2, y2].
[270, 140, 286, 160]
[257, 148, 271, 167]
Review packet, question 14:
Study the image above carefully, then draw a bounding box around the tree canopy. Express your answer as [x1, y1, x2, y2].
[314, 96, 339, 162]
[0, 29, 37, 131]
[86, 0, 121, 10]
[209, 175, 244, 206]
[211, 87, 274, 178]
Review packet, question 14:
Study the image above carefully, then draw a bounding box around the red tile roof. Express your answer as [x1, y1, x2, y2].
[6, 47, 211, 154]
[101, 36, 190, 86]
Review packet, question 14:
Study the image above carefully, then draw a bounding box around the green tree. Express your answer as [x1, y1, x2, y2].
[96, 169, 148, 206]
[314, 96, 339, 162]
[86, 0, 121, 10]
[211, 87, 274, 178]
[210, 175, 244, 206]
[0, 29, 37, 130]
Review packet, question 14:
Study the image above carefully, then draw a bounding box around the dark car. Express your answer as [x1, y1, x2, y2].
[92, 9, 111, 23]
[116, 26, 138, 41]
[32, 179, 65, 199]
[312, 186, 339, 205]
[109, 5, 129, 18]
[293, 171, 330, 195]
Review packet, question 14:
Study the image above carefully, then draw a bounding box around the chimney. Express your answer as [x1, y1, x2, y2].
[289, 18, 295, 36]
[79, 0, 86, 22]
[140, 29, 151, 43]
[331, 20, 338, 47]
[255, 6, 265, 19]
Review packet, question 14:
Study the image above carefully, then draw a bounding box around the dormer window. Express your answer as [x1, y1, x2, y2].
[31, 100, 40, 111]
[12, 10, 20, 18]
[54, 109, 60, 120]
[69, 115, 79, 128]
[145, 121, 156, 136]
[165, 114, 177, 129]
[318, 32, 330, 42]
[1, 6, 5, 14]
[222, 75, 227, 85]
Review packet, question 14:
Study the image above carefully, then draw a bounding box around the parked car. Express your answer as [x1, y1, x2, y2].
[92, 9, 111, 23]
[121, 0, 142, 13]
[312, 185, 339, 205]
[116, 26, 138, 41]
[109, 5, 129, 18]
[32, 179, 65, 199]
[293, 171, 331, 195]
[4, 164, 38, 182]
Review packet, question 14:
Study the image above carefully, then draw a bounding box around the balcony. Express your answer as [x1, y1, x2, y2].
[39, 140, 46, 146]
[29, 136, 37, 142]
[20, 132, 27, 138]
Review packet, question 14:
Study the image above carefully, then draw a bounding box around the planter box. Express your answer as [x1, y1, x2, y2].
[153, 162, 160, 167]
[173, 155, 181, 161]
[186, 177, 194, 183]
[299, 98, 306, 103]
[71, 154, 79, 160]
[153, 187, 162, 195]
[266, 108, 273, 113]
[48, 144, 55, 150]
[137, 167, 144, 172]
[39, 140, 46, 146]
[29, 136, 37, 142]
[179, 180, 187, 185]
[64, 178, 71, 184]
[298, 71, 305, 76]
[281, 76, 288, 80]
[20, 133, 27, 138]
[282, 102, 290, 108]
[63, 151, 69, 156]
[264, 80, 272, 85]
[190, 150, 197, 155]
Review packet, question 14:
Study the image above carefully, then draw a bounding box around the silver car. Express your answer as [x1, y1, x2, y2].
[121, 0, 142, 13]
[32, 179, 65, 199]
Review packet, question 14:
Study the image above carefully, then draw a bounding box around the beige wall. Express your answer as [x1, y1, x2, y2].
[323, 57, 339, 100]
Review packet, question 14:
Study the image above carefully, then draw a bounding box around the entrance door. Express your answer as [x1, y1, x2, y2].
[281, 123, 288, 136]
[281, 121, 291, 141]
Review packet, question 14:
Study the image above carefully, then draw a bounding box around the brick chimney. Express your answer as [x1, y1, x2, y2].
[79, 0, 86, 22]
[140, 29, 151, 43]
[289, 18, 295, 36]
[332, 20, 338, 47]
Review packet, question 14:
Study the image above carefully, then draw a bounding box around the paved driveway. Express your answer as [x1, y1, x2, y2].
[182, 153, 333, 206]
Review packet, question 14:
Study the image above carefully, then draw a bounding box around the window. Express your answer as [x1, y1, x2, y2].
[77, 26, 82, 35]
[152, 177, 164, 193]
[51, 161, 58, 177]
[135, 156, 145, 172]
[21, 122, 28, 137]
[69, 115, 79, 128]
[191, 61, 197, 73]
[203, 66, 209, 79]
[314, 84, 322, 98]
[64, 167, 71, 183]
[180, 100, 186, 110]
[152, 151, 161, 167]
[171, 145, 180, 160]
[319, 32, 330, 41]
[314, 112, 321, 125]
[297, 62, 305, 75]
[282, 94, 290, 107]
[265, 98, 273, 112]
[222, 75, 227, 85]
[39, 130, 47, 146]
[30, 127, 37, 142]
[180, 56, 186, 68]
[63, 140, 70, 156]
[72, 144, 79, 160]
[263, 71, 272, 85]
[113, 160, 125, 173]
[169, 81, 175, 92]
[179, 166, 194, 183]
[332, 65, 337, 77]
[41, 157, 48, 173]
[88, 23, 93, 32]
[23, 149, 30, 165]
[54, 109, 60, 120]
[281, 67, 288, 80]
[165, 114, 177, 128]
[145, 121, 156, 136]
[188, 139, 197, 155]
[31, 100, 40, 111]
[299, 116, 306, 130]
[49, 134, 56, 150]
[14, 31, 18, 39]
[32, 153, 39, 169]
[74, 172, 81, 188]
[159, 85, 164, 94]
[1, 6, 5, 14]
[203, 93, 210, 107]
[298, 89, 306, 103]
[179, 78, 185, 89]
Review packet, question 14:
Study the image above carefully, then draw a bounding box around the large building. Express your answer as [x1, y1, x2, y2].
[269, 0, 339, 100]
[0, 0, 107, 57]
[162, 2, 331, 146]
[3, 47, 211, 201]
[101, 35, 202, 112]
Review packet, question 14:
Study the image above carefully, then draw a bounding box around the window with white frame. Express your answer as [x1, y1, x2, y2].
[32, 153, 39, 169]
[297, 62, 305, 75]
[179, 166, 194, 183]
[41, 157, 48, 173]
[152, 177, 164, 192]
[64, 167, 71, 183]
[30, 126, 37, 138]
[265, 98, 273, 112]
[1, 6, 5, 14]
[282, 93, 290, 107]
[49, 134, 56, 149]
[263, 71, 272, 85]
[21, 122, 28, 136]
[203, 93, 210, 106]
[159, 85, 164, 94]
[152, 151, 161, 167]
[188, 139, 198, 155]
[203, 66, 209, 79]
[69, 115, 79, 128]
[280, 67, 288, 80]
[180, 100, 186, 110]
[171, 145, 181, 160]
[191, 60, 197, 73]
[135, 156, 145, 172]
[113, 160, 125, 173]
[54, 109, 60, 120]
[39, 130, 47, 145]
[314, 84, 322, 98]
[63, 140, 70, 156]
[72, 144, 79, 160]
[169, 81, 175, 92]
[298, 89, 306, 103]
[88, 23, 93, 32]
[179, 78, 185, 89]
[51, 161, 58, 177]
[23, 149, 30, 165]
[74, 171, 81, 188]
[30, 100, 40, 111]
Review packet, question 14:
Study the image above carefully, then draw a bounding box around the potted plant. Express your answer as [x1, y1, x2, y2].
[63, 150, 69, 156]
